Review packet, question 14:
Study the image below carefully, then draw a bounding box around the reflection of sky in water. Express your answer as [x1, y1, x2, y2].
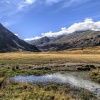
[11, 73, 100, 98]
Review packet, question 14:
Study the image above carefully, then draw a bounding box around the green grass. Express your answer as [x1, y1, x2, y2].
[0, 67, 54, 77]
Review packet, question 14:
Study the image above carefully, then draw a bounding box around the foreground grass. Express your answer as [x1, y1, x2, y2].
[0, 81, 97, 100]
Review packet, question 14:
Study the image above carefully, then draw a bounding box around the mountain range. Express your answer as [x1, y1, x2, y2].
[0, 23, 100, 52]
[0, 24, 40, 52]
[30, 30, 100, 51]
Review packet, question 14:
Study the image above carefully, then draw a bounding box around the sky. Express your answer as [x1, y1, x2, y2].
[0, 0, 100, 40]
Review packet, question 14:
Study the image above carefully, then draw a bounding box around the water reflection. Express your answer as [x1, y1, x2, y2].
[10, 72, 100, 98]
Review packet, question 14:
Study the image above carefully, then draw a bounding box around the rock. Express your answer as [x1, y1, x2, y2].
[89, 65, 96, 69]
[77, 67, 90, 71]
[34, 67, 51, 70]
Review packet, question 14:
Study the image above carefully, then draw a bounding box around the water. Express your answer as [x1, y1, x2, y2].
[10, 72, 100, 98]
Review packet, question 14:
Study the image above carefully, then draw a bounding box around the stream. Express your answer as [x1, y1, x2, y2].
[10, 71, 100, 98]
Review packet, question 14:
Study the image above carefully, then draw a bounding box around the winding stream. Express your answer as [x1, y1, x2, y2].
[10, 72, 100, 98]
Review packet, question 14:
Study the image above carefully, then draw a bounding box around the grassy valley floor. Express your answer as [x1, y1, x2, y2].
[0, 46, 100, 100]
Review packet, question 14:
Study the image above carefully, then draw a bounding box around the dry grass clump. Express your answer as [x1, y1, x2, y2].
[0, 82, 75, 100]
[90, 70, 100, 83]
[0, 77, 4, 83]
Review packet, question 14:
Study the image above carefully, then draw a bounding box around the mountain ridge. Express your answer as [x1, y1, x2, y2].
[0, 24, 40, 52]
[30, 30, 100, 51]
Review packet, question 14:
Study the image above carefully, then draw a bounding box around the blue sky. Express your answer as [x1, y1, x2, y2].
[0, 0, 100, 40]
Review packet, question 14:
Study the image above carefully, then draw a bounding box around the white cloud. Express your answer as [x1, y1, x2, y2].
[67, 18, 100, 32]
[0, 0, 91, 18]
[60, 0, 92, 10]
[0, 0, 37, 17]
[0, 0, 38, 26]
[24, 36, 42, 41]
[63, 0, 80, 8]
[42, 18, 100, 37]
[25, 18, 100, 41]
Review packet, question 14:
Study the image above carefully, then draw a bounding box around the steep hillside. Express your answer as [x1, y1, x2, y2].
[0, 24, 40, 52]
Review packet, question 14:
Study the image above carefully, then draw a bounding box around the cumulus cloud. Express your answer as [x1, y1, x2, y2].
[25, 18, 100, 41]
[41, 18, 100, 37]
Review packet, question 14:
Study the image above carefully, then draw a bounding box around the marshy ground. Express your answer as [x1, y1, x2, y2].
[0, 46, 100, 100]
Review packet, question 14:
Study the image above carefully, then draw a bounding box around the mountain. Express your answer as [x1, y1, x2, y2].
[0, 23, 40, 52]
[30, 30, 100, 51]
[29, 35, 67, 51]
[30, 36, 50, 46]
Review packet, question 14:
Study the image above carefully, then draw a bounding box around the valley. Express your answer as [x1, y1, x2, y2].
[0, 0, 100, 99]
[0, 47, 100, 100]
[0, 24, 100, 100]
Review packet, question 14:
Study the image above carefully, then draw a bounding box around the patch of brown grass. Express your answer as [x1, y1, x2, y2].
[0, 46, 100, 65]
[58, 46, 100, 54]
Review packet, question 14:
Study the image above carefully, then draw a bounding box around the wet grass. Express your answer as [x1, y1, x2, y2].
[0, 67, 54, 77]
[0, 81, 97, 100]
[90, 69, 100, 83]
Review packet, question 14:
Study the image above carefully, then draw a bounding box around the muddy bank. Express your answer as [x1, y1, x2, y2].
[0, 63, 99, 71]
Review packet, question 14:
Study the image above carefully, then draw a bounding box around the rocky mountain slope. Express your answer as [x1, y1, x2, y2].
[30, 36, 50, 46]
[30, 30, 100, 51]
[0, 23, 40, 52]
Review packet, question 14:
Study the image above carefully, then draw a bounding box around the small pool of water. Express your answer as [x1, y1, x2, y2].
[10, 71, 100, 98]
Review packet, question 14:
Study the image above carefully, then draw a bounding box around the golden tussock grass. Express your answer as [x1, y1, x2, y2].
[0, 46, 100, 64]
